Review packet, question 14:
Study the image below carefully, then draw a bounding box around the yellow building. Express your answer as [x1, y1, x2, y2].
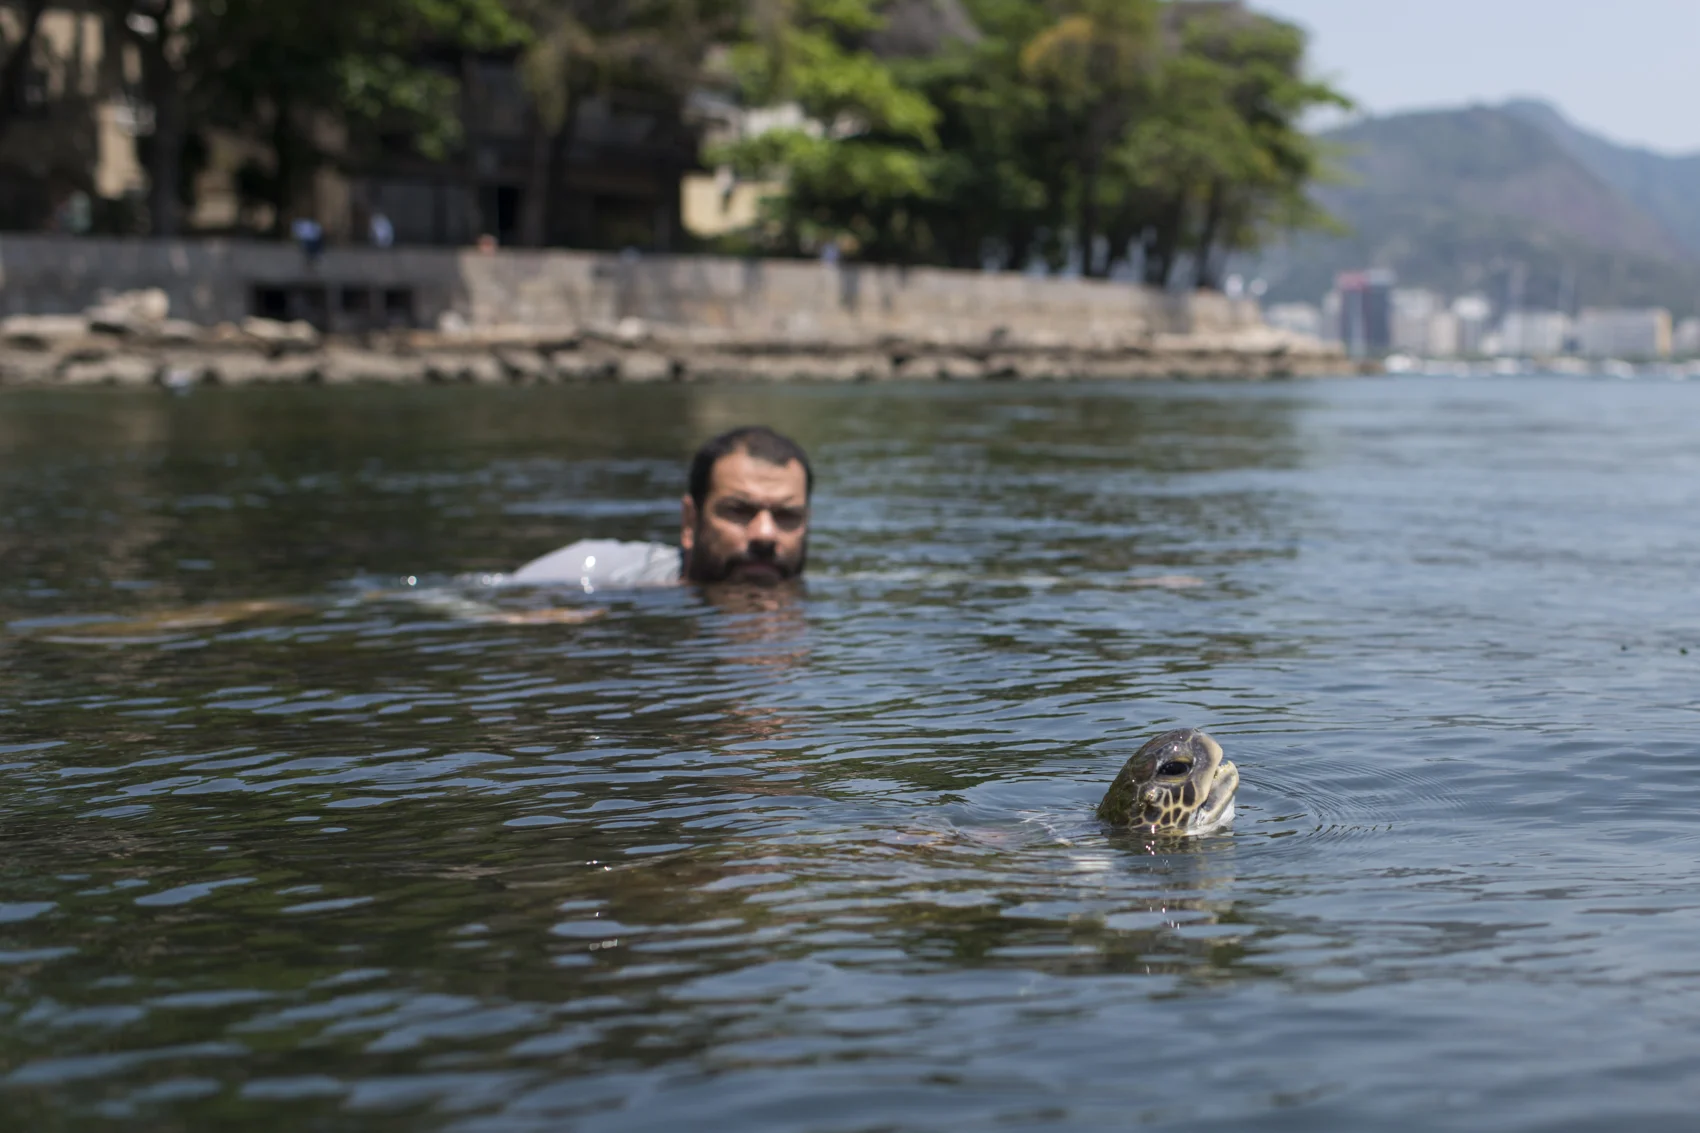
[681, 169, 781, 239]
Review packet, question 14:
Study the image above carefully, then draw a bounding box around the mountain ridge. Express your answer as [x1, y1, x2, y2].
[1500, 99, 1700, 258]
[1257, 100, 1700, 314]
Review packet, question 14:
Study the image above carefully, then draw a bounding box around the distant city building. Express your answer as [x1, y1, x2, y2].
[1451, 294, 1493, 357]
[1336, 269, 1395, 357]
[1675, 317, 1700, 356]
[1426, 311, 1461, 358]
[1319, 290, 1343, 342]
[1575, 308, 1672, 359]
[1390, 288, 1445, 355]
[1264, 302, 1323, 339]
[1498, 310, 1571, 357]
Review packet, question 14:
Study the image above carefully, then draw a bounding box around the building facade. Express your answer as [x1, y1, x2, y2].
[1497, 310, 1571, 357]
[1335, 269, 1395, 357]
[0, 6, 700, 252]
[1575, 308, 1672, 359]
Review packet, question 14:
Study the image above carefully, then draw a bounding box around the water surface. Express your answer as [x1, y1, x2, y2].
[3, 377, 1700, 1131]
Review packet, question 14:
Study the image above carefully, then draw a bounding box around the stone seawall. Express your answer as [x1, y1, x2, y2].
[0, 234, 1264, 338]
[0, 236, 1363, 384]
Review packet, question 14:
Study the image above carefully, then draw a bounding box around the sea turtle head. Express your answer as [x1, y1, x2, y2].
[1096, 728, 1239, 835]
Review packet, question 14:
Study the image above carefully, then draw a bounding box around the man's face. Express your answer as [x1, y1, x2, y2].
[681, 449, 809, 585]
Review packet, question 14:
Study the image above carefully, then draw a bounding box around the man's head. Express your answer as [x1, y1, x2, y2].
[681, 426, 812, 585]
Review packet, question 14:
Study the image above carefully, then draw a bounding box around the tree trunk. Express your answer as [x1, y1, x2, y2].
[1007, 222, 1033, 274]
[142, 50, 185, 237]
[0, 0, 50, 152]
[516, 111, 551, 247]
[268, 104, 294, 236]
[540, 104, 578, 245]
[1141, 193, 1188, 288]
[1192, 180, 1225, 290]
[1103, 214, 1138, 278]
[457, 51, 480, 241]
[1076, 151, 1102, 277]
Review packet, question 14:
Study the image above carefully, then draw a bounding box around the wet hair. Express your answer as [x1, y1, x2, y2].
[688, 426, 813, 507]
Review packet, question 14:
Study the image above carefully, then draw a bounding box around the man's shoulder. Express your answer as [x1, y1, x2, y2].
[509, 539, 681, 589]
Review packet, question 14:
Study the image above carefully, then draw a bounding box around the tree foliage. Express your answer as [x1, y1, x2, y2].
[711, 0, 942, 259]
[719, 0, 1350, 284]
[94, 0, 522, 235]
[21, 0, 1344, 269]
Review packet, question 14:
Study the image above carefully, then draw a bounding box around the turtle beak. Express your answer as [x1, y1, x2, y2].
[1190, 759, 1240, 833]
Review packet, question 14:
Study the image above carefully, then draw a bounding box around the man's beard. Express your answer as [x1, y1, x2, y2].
[687, 531, 807, 584]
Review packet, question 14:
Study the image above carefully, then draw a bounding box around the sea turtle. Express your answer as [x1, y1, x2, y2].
[1097, 728, 1239, 835]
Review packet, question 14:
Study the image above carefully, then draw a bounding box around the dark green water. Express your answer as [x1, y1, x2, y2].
[3, 378, 1700, 1131]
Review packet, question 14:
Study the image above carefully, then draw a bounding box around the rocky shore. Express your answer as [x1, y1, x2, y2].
[0, 290, 1366, 388]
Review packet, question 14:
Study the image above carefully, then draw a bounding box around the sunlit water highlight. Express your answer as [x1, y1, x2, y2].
[3, 377, 1700, 1130]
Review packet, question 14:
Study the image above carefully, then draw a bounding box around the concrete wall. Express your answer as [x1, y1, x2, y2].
[0, 234, 1263, 339]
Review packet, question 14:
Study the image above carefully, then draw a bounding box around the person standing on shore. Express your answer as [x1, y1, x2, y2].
[292, 217, 325, 264]
[508, 426, 813, 591]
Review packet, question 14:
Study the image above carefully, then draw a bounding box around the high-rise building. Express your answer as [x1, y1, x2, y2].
[1575, 309, 1673, 359]
[1336, 269, 1395, 357]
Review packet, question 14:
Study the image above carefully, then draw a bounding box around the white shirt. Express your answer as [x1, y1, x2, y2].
[508, 539, 681, 591]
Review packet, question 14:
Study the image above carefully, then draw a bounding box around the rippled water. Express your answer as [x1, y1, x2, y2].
[3, 377, 1700, 1130]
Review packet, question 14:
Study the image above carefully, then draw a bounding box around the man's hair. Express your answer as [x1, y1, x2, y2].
[688, 426, 813, 507]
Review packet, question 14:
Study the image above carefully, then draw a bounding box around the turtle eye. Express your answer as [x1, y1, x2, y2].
[1158, 760, 1191, 777]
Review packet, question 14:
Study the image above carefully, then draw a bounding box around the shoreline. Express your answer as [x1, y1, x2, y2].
[0, 315, 1368, 387]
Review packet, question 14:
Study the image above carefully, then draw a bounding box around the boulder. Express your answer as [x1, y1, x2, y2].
[787, 353, 893, 382]
[59, 355, 160, 386]
[151, 319, 203, 344]
[85, 288, 170, 334]
[241, 317, 321, 353]
[421, 353, 468, 383]
[422, 352, 504, 384]
[464, 353, 506, 384]
[616, 350, 676, 383]
[723, 355, 794, 381]
[2, 314, 91, 350]
[549, 349, 618, 381]
[257, 355, 323, 384]
[0, 350, 65, 383]
[495, 347, 551, 383]
[675, 352, 743, 382]
[197, 353, 277, 386]
[893, 354, 985, 381]
[985, 353, 1086, 381]
[319, 349, 426, 384]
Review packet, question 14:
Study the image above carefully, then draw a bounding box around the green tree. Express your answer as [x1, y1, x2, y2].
[898, 0, 1054, 269]
[0, 0, 51, 152]
[100, 0, 520, 236]
[718, 0, 1347, 283]
[1019, 0, 1160, 275]
[715, 0, 941, 259]
[1161, 4, 1348, 288]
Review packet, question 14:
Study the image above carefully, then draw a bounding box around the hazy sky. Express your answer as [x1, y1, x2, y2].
[1254, 0, 1700, 154]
